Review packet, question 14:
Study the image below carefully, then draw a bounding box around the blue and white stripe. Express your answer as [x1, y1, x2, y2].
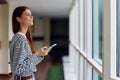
[10, 32, 44, 77]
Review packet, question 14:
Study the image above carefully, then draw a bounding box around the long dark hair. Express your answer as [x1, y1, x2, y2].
[12, 6, 35, 53]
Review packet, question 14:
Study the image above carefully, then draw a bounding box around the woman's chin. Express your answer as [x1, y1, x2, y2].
[30, 23, 34, 26]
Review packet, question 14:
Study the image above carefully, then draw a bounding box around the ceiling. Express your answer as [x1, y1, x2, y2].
[7, 0, 73, 18]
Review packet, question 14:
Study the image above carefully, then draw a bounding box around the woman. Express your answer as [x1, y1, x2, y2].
[9, 6, 51, 80]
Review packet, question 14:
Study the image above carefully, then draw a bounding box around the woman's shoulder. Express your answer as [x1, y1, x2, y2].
[13, 33, 26, 40]
[10, 33, 26, 45]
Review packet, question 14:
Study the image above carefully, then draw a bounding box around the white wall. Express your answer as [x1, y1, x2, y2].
[8, 3, 16, 41]
[0, 4, 9, 74]
[0, 3, 25, 74]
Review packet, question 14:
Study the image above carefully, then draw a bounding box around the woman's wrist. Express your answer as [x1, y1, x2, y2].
[35, 52, 39, 57]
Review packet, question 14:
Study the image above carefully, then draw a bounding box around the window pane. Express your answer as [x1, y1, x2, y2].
[83, 0, 87, 52]
[83, 59, 87, 80]
[117, 0, 120, 77]
[92, 69, 102, 80]
[92, 0, 102, 64]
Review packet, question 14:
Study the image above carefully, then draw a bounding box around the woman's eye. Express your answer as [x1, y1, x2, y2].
[26, 14, 30, 16]
[24, 14, 32, 16]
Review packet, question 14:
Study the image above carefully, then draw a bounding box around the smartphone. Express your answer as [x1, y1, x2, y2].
[49, 43, 57, 48]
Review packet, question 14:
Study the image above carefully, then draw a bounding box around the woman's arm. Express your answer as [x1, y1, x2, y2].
[13, 36, 44, 76]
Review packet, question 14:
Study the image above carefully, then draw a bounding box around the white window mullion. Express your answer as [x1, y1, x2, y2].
[69, 4, 76, 45]
[69, 3, 75, 74]
[75, 1, 81, 80]
[79, 0, 84, 50]
[110, 0, 117, 79]
[79, 0, 84, 80]
[75, 51, 80, 80]
[72, 1, 76, 45]
[102, 0, 111, 79]
[79, 56, 84, 80]
[102, 0, 117, 80]
[75, 0, 79, 44]
[86, 0, 92, 80]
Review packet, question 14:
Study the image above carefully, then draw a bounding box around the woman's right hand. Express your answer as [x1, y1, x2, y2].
[35, 46, 52, 57]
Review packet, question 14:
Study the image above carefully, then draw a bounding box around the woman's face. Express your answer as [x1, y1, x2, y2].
[18, 9, 33, 27]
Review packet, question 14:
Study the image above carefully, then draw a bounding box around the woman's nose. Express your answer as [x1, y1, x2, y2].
[31, 15, 33, 19]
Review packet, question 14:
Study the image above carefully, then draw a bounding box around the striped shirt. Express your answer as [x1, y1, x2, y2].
[10, 32, 44, 76]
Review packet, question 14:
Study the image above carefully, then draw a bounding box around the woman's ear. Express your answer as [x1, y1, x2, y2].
[16, 17, 21, 22]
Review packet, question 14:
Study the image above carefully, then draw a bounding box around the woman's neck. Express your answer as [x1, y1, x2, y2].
[19, 26, 28, 35]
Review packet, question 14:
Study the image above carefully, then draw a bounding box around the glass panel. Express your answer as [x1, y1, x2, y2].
[83, 0, 87, 52]
[92, 0, 102, 64]
[117, 0, 120, 77]
[83, 59, 87, 80]
[98, 76, 102, 80]
[78, 1, 81, 47]
[92, 69, 102, 80]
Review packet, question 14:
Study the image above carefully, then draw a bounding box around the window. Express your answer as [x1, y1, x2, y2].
[83, 59, 87, 80]
[83, 0, 87, 52]
[92, 0, 102, 64]
[92, 69, 102, 80]
[117, 0, 120, 77]
[69, 0, 120, 80]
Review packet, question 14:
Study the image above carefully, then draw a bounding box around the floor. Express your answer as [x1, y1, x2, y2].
[47, 65, 64, 80]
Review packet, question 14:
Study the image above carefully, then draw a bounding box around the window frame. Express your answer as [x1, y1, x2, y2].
[92, 0, 102, 65]
[69, 0, 119, 80]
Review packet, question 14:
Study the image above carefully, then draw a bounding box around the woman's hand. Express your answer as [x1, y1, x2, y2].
[35, 46, 52, 57]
